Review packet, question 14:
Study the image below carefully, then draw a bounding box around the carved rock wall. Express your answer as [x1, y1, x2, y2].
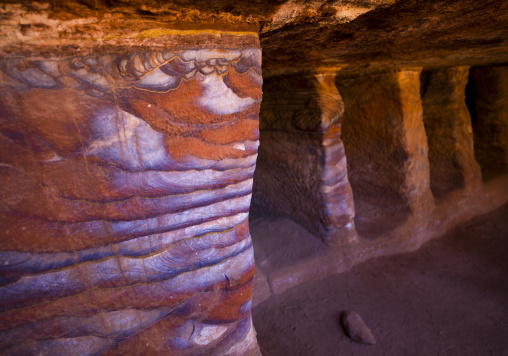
[421, 67, 482, 198]
[252, 73, 357, 246]
[337, 70, 434, 224]
[0, 1, 507, 351]
[0, 33, 262, 356]
[468, 65, 508, 180]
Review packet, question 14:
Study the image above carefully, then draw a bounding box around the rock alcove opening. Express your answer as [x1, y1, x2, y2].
[249, 63, 508, 304]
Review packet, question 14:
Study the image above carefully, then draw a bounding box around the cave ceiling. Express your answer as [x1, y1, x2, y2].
[0, 0, 507, 74]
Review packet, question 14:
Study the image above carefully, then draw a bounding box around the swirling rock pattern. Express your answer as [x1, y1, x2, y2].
[252, 73, 357, 246]
[0, 34, 262, 356]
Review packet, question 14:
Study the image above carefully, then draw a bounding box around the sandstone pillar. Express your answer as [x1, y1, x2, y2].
[468, 65, 508, 180]
[337, 69, 434, 230]
[252, 73, 357, 247]
[0, 34, 262, 355]
[421, 67, 482, 197]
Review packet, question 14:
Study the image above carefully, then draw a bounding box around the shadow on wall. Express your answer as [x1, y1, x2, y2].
[251, 64, 508, 245]
[248, 64, 508, 305]
[466, 66, 508, 181]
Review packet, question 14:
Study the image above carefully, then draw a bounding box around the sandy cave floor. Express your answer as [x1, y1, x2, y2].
[251, 202, 508, 356]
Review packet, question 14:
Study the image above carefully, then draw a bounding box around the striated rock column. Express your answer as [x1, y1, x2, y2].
[468, 65, 508, 180]
[0, 33, 262, 355]
[421, 67, 482, 197]
[252, 73, 357, 247]
[337, 69, 434, 219]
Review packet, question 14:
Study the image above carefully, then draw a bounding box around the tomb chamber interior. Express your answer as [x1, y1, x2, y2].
[0, 0, 507, 354]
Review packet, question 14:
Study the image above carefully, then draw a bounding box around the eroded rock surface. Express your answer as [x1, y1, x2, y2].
[0, 1, 508, 354]
[421, 67, 482, 197]
[252, 73, 357, 246]
[338, 69, 434, 218]
[261, 0, 508, 74]
[1, 0, 507, 74]
[0, 34, 262, 356]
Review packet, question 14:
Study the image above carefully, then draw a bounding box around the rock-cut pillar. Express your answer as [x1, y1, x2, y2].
[337, 69, 434, 223]
[421, 67, 482, 197]
[252, 73, 358, 247]
[0, 33, 262, 355]
[468, 65, 508, 180]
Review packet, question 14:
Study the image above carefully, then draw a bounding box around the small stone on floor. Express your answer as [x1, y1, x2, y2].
[341, 311, 376, 345]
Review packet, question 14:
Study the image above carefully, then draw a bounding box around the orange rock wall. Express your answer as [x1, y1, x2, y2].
[252, 73, 357, 246]
[337, 70, 434, 216]
[421, 67, 482, 197]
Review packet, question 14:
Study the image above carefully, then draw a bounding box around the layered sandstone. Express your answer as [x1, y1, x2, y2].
[0, 33, 262, 356]
[1, 0, 507, 75]
[252, 73, 357, 246]
[1, 1, 508, 353]
[261, 0, 508, 74]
